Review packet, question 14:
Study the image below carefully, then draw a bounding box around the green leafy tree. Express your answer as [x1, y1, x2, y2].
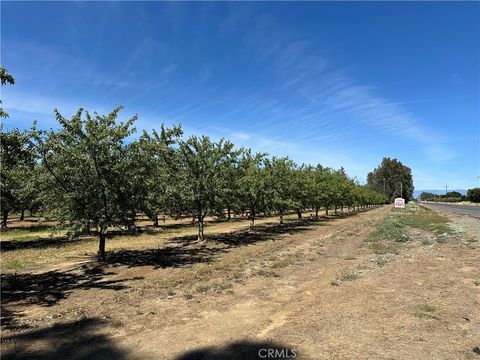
[267, 157, 297, 224]
[176, 136, 234, 241]
[237, 150, 269, 228]
[419, 192, 437, 201]
[290, 164, 310, 219]
[133, 125, 183, 227]
[445, 191, 462, 199]
[367, 157, 414, 203]
[467, 188, 480, 203]
[215, 148, 242, 221]
[32, 106, 139, 260]
[0, 129, 35, 227]
[305, 165, 328, 219]
[0, 66, 15, 118]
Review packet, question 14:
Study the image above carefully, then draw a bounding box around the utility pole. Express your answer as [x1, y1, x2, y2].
[400, 182, 403, 198]
[445, 184, 448, 195]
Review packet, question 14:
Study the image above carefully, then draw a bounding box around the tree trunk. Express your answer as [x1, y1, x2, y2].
[249, 207, 255, 229]
[325, 207, 329, 216]
[341, 205, 344, 213]
[98, 232, 106, 261]
[296, 209, 302, 219]
[153, 213, 159, 227]
[227, 207, 231, 221]
[315, 207, 319, 219]
[279, 210, 284, 225]
[197, 219, 204, 241]
[2, 209, 8, 228]
[334, 205, 338, 214]
[20, 209, 25, 221]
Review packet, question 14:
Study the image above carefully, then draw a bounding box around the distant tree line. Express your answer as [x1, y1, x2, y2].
[1, 107, 388, 260]
[419, 189, 480, 203]
[418, 191, 463, 202]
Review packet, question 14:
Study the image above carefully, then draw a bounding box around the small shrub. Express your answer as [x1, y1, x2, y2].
[212, 282, 232, 293]
[375, 258, 386, 267]
[330, 279, 341, 286]
[271, 258, 292, 268]
[338, 269, 358, 282]
[195, 285, 210, 293]
[256, 269, 280, 278]
[435, 233, 449, 244]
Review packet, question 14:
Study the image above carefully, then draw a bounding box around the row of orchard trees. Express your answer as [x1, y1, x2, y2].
[1, 107, 387, 260]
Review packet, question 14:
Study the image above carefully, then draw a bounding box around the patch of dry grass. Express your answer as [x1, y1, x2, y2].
[414, 304, 440, 320]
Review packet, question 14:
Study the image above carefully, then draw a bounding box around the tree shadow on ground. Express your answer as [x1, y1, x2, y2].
[104, 209, 375, 268]
[1, 318, 131, 360]
[106, 245, 228, 269]
[1, 266, 139, 331]
[2, 223, 55, 231]
[174, 340, 306, 360]
[1, 236, 90, 252]
[170, 218, 322, 247]
[103, 221, 316, 269]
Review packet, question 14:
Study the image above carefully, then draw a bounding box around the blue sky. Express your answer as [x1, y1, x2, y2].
[2, 1, 479, 189]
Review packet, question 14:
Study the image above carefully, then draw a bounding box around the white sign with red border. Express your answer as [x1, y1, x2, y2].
[394, 198, 405, 208]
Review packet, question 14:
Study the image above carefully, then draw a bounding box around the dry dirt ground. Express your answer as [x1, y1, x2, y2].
[1, 206, 479, 360]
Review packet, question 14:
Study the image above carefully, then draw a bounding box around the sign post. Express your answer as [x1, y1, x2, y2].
[394, 198, 405, 209]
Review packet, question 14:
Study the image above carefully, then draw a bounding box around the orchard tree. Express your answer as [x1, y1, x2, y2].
[290, 164, 310, 219]
[0, 66, 15, 118]
[134, 125, 182, 227]
[176, 136, 234, 241]
[237, 150, 269, 228]
[32, 106, 139, 260]
[0, 129, 35, 227]
[267, 157, 297, 224]
[306, 165, 328, 219]
[217, 148, 243, 221]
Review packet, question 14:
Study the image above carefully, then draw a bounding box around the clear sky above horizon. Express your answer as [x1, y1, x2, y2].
[2, 1, 479, 190]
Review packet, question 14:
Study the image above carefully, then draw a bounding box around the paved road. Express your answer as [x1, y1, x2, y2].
[421, 202, 480, 218]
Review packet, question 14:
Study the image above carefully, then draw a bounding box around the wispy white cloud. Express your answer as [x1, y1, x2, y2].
[211, 8, 456, 163]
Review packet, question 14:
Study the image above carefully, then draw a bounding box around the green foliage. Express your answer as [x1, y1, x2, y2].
[467, 188, 480, 203]
[0, 128, 38, 226]
[132, 125, 183, 226]
[419, 191, 463, 202]
[31, 106, 140, 259]
[0, 66, 15, 118]
[236, 150, 269, 228]
[367, 157, 414, 203]
[267, 157, 297, 223]
[176, 136, 235, 240]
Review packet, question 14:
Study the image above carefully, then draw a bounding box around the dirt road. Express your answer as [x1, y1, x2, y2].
[2, 206, 479, 360]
